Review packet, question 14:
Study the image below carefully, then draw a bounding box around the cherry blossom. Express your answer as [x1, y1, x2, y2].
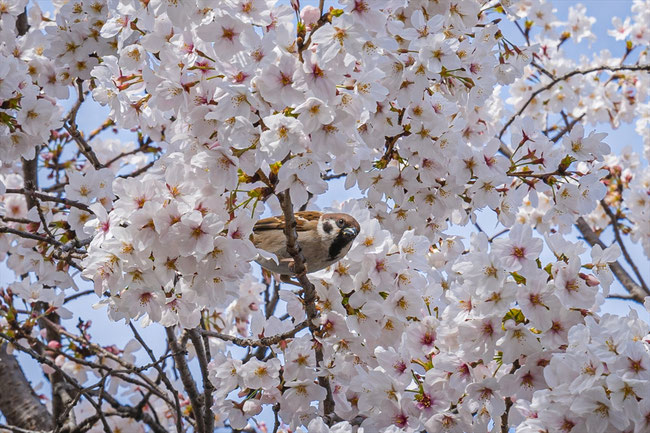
[0, 0, 648, 432]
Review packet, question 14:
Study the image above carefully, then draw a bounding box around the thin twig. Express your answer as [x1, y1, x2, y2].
[104, 144, 160, 168]
[189, 329, 214, 433]
[5, 188, 89, 211]
[600, 200, 649, 293]
[64, 79, 104, 170]
[322, 172, 346, 181]
[119, 159, 157, 178]
[201, 320, 309, 348]
[29, 191, 56, 239]
[0, 226, 63, 247]
[63, 289, 96, 304]
[490, 228, 510, 242]
[127, 322, 183, 433]
[550, 113, 585, 143]
[272, 403, 281, 433]
[40, 318, 174, 406]
[0, 215, 34, 225]
[606, 294, 638, 302]
[166, 327, 205, 433]
[497, 137, 647, 303]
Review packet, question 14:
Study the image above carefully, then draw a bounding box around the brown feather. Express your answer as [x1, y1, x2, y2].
[253, 211, 322, 232]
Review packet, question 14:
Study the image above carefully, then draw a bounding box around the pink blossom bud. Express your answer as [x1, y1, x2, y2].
[48, 340, 62, 350]
[243, 399, 262, 415]
[55, 354, 65, 366]
[301, 5, 320, 29]
[579, 272, 600, 287]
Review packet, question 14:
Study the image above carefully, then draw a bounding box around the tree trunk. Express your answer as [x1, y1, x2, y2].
[0, 343, 53, 431]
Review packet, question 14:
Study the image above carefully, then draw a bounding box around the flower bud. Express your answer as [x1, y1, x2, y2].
[300, 5, 320, 29]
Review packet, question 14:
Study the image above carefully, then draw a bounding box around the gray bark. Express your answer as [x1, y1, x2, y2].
[0, 343, 53, 431]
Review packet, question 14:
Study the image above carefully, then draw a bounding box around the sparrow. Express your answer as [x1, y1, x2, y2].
[252, 211, 360, 275]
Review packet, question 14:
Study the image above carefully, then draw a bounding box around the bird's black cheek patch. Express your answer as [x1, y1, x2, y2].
[323, 221, 333, 234]
[328, 233, 351, 261]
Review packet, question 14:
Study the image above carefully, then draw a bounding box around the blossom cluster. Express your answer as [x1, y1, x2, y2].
[207, 207, 647, 432]
[79, 0, 536, 323]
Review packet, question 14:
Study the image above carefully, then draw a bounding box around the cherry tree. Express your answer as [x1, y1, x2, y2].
[0, 0, 649, 432]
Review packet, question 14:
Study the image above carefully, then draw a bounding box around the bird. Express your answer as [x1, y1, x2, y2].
[252, 211, 360, 276]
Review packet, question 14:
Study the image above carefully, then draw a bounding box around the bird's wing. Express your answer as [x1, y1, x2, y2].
[253, 211, 321, 232]
[253, 215, 286, 232]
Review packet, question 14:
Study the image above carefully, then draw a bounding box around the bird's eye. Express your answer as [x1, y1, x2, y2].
[337, 218, 345, 228]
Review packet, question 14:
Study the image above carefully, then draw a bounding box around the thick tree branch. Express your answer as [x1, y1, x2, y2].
[0, 335, 100, 431]
[0, 425, 47, 433]
[1, 332, 170, 433]
[0, 343, 53, 432]
[600, 200, 649, 293]
[16, 8, 29, 36]
[575, 217, 647, 303]
[21, 156, 39, 210]
[277, 190, 336, 420]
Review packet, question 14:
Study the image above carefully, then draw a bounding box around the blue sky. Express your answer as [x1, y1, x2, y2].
[1, 0, 648, 428]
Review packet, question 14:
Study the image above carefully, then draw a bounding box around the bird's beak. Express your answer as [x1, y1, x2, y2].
[343, 227, 357, 237]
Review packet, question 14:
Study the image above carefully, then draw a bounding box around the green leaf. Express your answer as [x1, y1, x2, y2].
[503, 308, 526, 324]
[544, 262, 553, 276]
[510, 272, 526, 284]
[558, 155, 575, 172]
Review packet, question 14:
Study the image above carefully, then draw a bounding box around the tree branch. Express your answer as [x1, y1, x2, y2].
[189, 329, 214, 433]
[166, 327, 205, 433]
[129, 322, 183, 433]
[63, 79, 104, 170]
[606, 294, 638, 302]
[5, 189, 90, 211]
[0, 425, 47, 433]
[277, 190, 336, 420]
[497, 141, 648, 303]
[118, 159, 157, 178]
[499, 64, 650, 139]
[39, 319, 175, 407]
[575, 217, 648, 303]
[0, 343, 53, 432]
[201, 320, 309, 348]
[600, 200, 649, 294]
